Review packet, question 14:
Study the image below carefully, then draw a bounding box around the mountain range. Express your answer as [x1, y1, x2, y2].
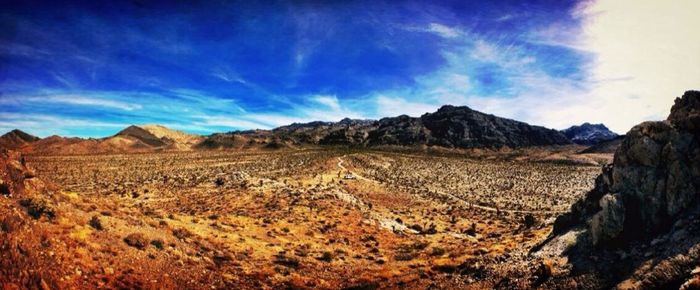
[1, 105, 619, 154]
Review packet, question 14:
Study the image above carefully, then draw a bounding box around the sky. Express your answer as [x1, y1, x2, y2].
[1, 0, 698, 137]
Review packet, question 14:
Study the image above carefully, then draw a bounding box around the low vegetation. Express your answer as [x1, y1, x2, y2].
[0, 148, 601, 288]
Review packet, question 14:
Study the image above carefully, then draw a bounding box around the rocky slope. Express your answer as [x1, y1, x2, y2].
[536, 90, 700, 289]
[201, 105, 571, 149]
[579, 135, 625, 154]
[421, 105, 570, 147]
[0, 129, 40, 150]
[562, 123, 619, 145]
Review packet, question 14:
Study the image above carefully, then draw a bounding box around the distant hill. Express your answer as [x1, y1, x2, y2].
[139, 124, 203, 149]
[199, 105, 571, 149]
[0, 129, 40, 150]
[561, 122, 619, 145]
[114, 125, 169, 147]
[25, 125, 204, 155]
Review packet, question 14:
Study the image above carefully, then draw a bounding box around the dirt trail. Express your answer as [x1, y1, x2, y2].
[337, 155, 565, 215]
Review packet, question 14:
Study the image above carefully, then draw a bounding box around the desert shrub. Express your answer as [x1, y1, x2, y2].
[342, 281, 379, 290]
[124, 233, 148, 249]
[523, 214, 537, 228]
[89, 216, 103, 230]
[273, 254, 300, 268]
[150, 238, 164, 249]
[394, 253, 414, 261]
[18, 198, 55, 220]
[317, 251, 333, 262]
[422, 224, 437, 235]
[214, 177, 225, 187]
[172, 228, 193, 240]
[466, 223, 477, 236]
[0, 182, 10, 196]
[430, 247, 446, 256]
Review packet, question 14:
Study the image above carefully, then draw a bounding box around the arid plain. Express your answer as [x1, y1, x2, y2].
[2, 147, 602, 289]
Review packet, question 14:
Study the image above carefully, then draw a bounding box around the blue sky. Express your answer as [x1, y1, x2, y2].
[1, 0, 698, 137]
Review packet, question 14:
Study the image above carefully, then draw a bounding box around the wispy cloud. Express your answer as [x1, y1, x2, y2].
[312, 95, 341, 111]
[0, 94, 142, 111]
[46, 95, 142, 111]
[193, 115, 272, 131]
[427, 23, 461, 38]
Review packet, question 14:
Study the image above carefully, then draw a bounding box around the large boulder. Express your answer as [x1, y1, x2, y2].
[554, 90, 700, 246]
[590, 193, 625, 245]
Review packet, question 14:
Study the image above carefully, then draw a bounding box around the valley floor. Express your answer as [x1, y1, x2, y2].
[1, 149, 601, 289]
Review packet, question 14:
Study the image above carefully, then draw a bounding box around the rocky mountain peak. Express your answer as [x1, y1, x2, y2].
[0, 129, 40, 150]
[2, 129, 39, 142]
[7, 129, 39, 141]
[561, 122, 619, 145]
[433, 104, 473, 114]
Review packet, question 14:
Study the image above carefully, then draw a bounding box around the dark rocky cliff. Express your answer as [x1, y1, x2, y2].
[539, 90, 700, 289]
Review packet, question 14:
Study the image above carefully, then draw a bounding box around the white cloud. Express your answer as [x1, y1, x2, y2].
[565, 0, 700, 132]
[313, 95, 341, 111]
[427, 23, 461, 38]
[396, 0, 700, 134]
[190, 95, 370, 131]
[445, 74, 470, 89]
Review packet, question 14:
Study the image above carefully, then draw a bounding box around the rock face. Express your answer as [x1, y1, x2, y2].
[554, 90, 700, 246]
[561, 123, 619, 145]
[201, 105, 571, 149]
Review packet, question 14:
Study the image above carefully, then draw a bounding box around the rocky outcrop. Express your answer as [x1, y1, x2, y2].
[562, 123, 619, 145]
[530, 91, 700, 289]
[554, 90, 700, 246]
[0, 148, 46, 198]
